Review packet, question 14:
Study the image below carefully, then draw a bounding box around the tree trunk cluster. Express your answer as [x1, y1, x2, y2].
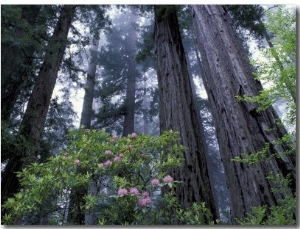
[191, 5, 295, 223]
[154, 6, 218, 222]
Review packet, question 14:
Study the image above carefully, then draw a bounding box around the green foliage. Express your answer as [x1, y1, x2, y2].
[231, 131, 295, 165]
[237, 206, 266, 225]
[238, 5, 296, 130]
[136, 29, 155, 65]
[231, 126, 295, 226]
[226, 5, 265, 40]
[237, 173, 296, 225]
[177, 202, 218, 225]
[2, 129, 216, 225]
[231, 143, 270, 164]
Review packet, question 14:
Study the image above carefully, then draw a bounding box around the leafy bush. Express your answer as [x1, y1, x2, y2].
[2, 129, 215, 225]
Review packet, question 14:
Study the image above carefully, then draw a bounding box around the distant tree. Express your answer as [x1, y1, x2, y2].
[79, 34, 100, 130]
[68, 32, 100, 225]
[67, 5, 111, 224]
[94, 8, 141, 136]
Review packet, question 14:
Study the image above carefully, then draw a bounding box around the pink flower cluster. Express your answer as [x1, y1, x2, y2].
[118, 188, 128, 196]
[114, 156, 121, 162]
[142, 191, 149, 197]
[105, 150, 112, 155]
[104, 160, 112, 166]
[163, 175, 173, 183]
[103, 148, 125, 167]
[150, 175, 173, 186]
[117, 188, 152, 207]
[131, 133, 137, 138]
[111, 134, 118, 142]
[138, 197, 152, 207]
[130, 187, 139, 196]
[151, 178, 160, 186]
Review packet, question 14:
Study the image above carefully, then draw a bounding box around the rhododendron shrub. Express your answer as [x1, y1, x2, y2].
[3, 129, 192, 225]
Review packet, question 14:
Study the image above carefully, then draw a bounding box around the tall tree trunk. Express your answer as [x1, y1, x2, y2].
[1, 5, 42, 124]
[154, 6, 218, 223]
[1, 5, 76, 215]
[142, 79, 150, 134]
[191, 5, 295, 223]
[79, 35, 99, 129]
[122, 26, 138, 137]
[122, 63, 136, 136]
[68, 33, 100, 225]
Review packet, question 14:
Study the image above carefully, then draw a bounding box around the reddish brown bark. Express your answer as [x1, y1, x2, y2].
[154, 6, 218, 222]
[191, 5, 295, 223]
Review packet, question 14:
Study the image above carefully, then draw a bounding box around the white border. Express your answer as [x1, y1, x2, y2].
[0, 1, 299, 5]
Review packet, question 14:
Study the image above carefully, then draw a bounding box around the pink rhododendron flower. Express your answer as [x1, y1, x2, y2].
[130, 187, 139, 196]
[151, 178, 160, 186]
[111, 135, 118, 142]
[74, 159, 80, 166]
[144, 197, 152, 204]
[114, 156, 121, 162]
[104, 160, 112, 166]
[142, 191, 149, 197]
[118, 188, 128, 197]
[105, 150, 112, 155]
[119, 153, 124, 157]
[138, 197, 152, 207]
[138, 198, 147, 207]
[131, 133, 137, 138]
[163, 175, 173, 183]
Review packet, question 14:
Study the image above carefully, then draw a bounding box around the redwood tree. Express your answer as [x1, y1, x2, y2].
[191, 5, 295, 223]
[79, 34, 100, 130]
[154, 5, 218, 222]
[1, 5, 77, 212]
[122, 18, 138, 137]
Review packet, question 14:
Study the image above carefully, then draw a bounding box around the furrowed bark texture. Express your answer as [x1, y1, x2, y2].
[154, 6, 218, 222]
[191, 5, 295, 223]
[1, 5, 76, 214]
